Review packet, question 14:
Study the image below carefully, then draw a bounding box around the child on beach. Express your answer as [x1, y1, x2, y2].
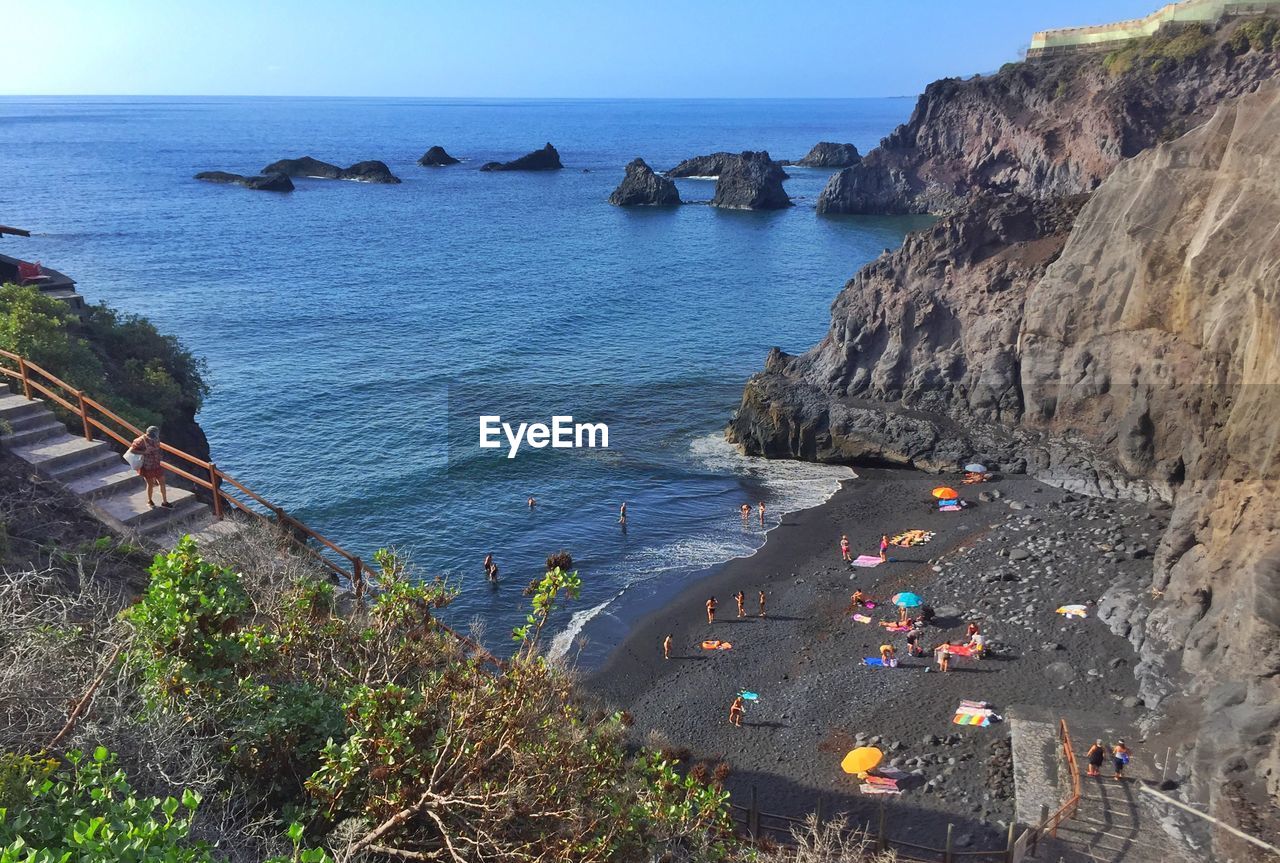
[729, 695, 745, 727]
[840, 535, 851, 562]
[879, 534, 889, 562]
[735, 591, 745, 618]
[706, 597, 717, 624]
[663, 634, 672, 660]
[879, 644, 897, 667]
[758, 590, 766, 617]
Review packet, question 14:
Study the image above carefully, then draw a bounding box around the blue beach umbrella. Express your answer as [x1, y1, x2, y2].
[965, 463, 987, 473]
[892, 592, 923, 608]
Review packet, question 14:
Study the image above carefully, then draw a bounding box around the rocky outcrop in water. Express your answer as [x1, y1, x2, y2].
[418, 146, 460, 166]
[260, 156, 401, 184]
[608, 158, 680, 206]
[794, 141, 861, 168]
[479, 143, 562, 172]
[666, 152, 741, 178]
[729, 81, 1280, 848]
[711, 151, 791, 210]
[816, 25, 1280, 215]
[194, 171, 294, 192]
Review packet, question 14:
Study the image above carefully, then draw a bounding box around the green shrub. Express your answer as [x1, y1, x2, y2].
[0, 747, 213, 863]
[0, 284, 207, 431]
[1228, 17, 1278, 53]
[1103, 24, 1214, 76]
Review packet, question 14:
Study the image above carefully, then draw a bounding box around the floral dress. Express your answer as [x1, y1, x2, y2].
[131, 435, 163, 481]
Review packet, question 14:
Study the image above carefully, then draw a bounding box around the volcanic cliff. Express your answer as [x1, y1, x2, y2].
[729, 20, 1280, 853]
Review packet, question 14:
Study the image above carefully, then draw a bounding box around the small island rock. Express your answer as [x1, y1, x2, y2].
[608, 158, 681, 207]
[195, 171, 294, 192]
[711, 151, 791, 210]
[261, 155, 401, 184]
[479, 143, 563, 172]
[418, 146, 460, 166]
[795, 141, 861, 168]
[666, 152, 741, 178]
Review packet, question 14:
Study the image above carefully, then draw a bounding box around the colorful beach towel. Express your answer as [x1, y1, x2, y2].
[952, 700, 1002, 726]
[1056, 604, 1088, 619]
[739, 691, 759, 701]
[862, 657, 897, 667]
[852, 614, 872, 623]
[947, 644, 979, 658]
[859, 783, 901, 795]
[851, 555, 884, 568]
[701, 640, 733, 650]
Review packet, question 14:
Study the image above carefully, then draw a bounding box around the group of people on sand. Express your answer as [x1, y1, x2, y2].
[840, 532, 890, 563]
[703, 590, 766, 625]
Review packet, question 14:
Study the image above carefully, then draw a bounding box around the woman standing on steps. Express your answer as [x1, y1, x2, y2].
[130, 426, 172, 508]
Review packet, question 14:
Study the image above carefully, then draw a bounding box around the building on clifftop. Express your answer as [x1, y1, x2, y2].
[1028, 0, 1280, 59]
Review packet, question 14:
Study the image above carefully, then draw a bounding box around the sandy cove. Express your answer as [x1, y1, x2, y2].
[584, 467, 1167, 849]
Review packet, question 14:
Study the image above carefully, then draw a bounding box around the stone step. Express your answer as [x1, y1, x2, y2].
[150, 512, 247, 550]
[0, 393, 48, 423]
[2, 417, 67, 447]
[92, 485, 202, 533]
[46, 447, 126, 484]
[67, 465, 144, 500]
[10, 436, 114, 477]
[4, 408, 59, 434]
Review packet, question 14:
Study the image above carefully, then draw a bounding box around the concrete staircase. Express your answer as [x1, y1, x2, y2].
[1010, 705, 1199, 863]
[1, 390, 239, 549]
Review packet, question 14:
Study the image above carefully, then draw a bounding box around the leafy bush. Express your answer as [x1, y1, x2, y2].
[0, 747, 213, 863]
[1103, 24, 1214, 76]
[1227, 17, 1279, 54]
[0, 284, 207, 431]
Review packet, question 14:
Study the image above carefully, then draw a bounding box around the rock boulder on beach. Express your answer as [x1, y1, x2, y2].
[608, 158, 681, 207]
[417, 145, 460, 166]
[194, 171, 294, 192]
[479, 143, 563, 172]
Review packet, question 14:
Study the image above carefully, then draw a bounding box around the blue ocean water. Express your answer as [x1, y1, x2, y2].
[0, 96, 928, 661]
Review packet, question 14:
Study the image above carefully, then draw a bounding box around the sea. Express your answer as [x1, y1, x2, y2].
[0, 96, 931, 664]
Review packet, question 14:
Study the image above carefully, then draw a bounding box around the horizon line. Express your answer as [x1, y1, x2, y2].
[0, 92, 924, 101]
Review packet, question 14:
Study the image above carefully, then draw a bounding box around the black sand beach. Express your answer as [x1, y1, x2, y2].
[584, 467, 1167, 848]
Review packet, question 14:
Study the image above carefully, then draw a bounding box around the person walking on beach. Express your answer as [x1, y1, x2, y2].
[758, 590, 766, 617]
[935, 643, 951, 673]
[734, 590, 745, 618]
[129, 426, 171, 508]
[1112, 740, 1131, 780]
[663, 634, 672, 660]
[1086, 739, 1106, 778]
[879, 534, 889, 562]
[879, 644, 896, 668]
[758, 501, 765, 526]
[840, 534, 851, 562]
[729, 695, 745, 727]
[706, 596, 717, 624]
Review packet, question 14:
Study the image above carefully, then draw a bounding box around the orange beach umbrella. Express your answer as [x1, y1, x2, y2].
[841, 746, 883, 776]
[932, 487, 959, 500]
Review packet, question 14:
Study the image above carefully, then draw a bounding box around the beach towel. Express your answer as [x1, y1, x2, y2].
[851, 555, 883, 568]
[938, 501, 962, 511]
[953, 700, 1002, 726]
[859, 783, 901, 795]
[953, 712, 993, 726]
[852, 614, 872, 623]
[947, 644, 978, 658]
[739, 691, 759, 701]
[863, 775, 898, 788]
[864, 601, 877, 609]
[700, 640, 733, 650]
[862, 657, 897, 667]
[1056, 604, 1088, 619]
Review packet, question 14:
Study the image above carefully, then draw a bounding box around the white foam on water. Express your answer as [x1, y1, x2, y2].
[687, 432, 855, 514]
[549, 596, 616, 661]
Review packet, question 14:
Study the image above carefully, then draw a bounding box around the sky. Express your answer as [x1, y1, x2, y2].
[5, 0, 1164, 99]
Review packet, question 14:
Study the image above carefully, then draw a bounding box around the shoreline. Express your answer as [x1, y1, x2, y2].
[581, 466, 1164, 847]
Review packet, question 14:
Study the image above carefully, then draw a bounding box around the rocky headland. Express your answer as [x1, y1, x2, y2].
[417, 145, 460, 166]
[790, 141, 861, 168]
[608, 158, 681, 206]
[816, 27, 1280, 215]
[711, 150, 791, 210]
[728, 20, 1280, 854]
[479, 143, 563, 172]
[194, 171, 294, 192]
[260, 156, 401, 184]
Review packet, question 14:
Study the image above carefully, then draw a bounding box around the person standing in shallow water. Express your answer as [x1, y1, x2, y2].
[758, 502, 765, 527]
[130, 426, 171, 508]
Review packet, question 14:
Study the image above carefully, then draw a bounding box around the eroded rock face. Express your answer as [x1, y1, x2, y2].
[666, 152, 742, 178]
[816, 39, 1280, 215]
[479, 143, 562, 172]
[729, 84, 1280, 843]
[795, 141, 861, 168]
[711, 151, 791, 210]
[194, 171, 294, 192]
[260, 156, 401, 184]
[608, 158, 680, 207]
[418, 146, 460, 166]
